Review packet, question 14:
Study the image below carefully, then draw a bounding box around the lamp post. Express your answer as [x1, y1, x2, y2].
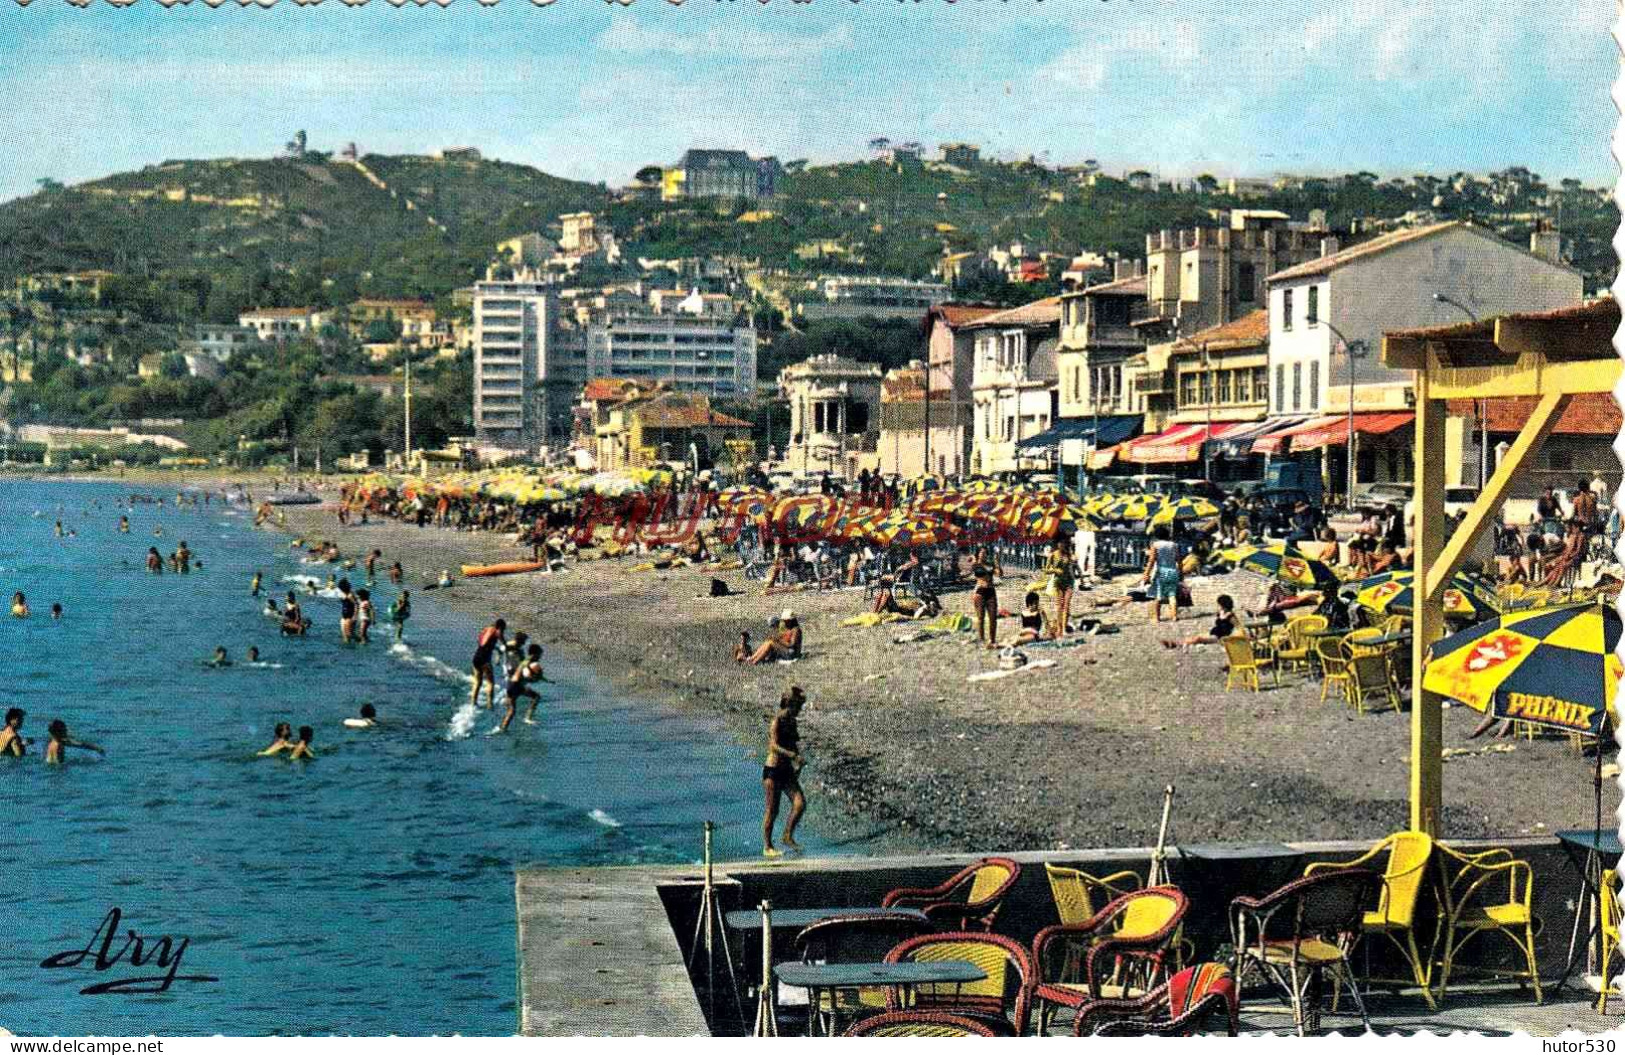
[1319, 320, 1367, 510]
[1432, 293, 1485, 487]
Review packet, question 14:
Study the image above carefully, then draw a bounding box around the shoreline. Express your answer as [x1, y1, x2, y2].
[269, 501, 1619, 855]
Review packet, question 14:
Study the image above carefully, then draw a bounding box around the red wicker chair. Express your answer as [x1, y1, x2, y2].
[1031, 886, 1189, 1033]
[882, 931, 1036, 1037]
[843, 1010, 1002, 1036]
[880, 857, 1021, 932]
[1072, 962, 1240, 1036]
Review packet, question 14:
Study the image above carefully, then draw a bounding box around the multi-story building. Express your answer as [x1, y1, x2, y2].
[922, 304, 1001, 478]
[348, 299, 438, 343]
[471, 275, 559, 449]
[596, 295, 756, 398]
[588, 384, 753, 472]
[876, 362, 928, 478]
[185, 323, 262, 362]
[239, 307, 320, 343]
[1255, 221, 1584, 497]
[965, 297, 1062, 476]
[778, 354, 883, 479]
[1048, 265, 1149, 485]
[939, 142, 981, 167]
[1139, 212, 1328, 338]
[666, 150, 769, 201]
[800, 276, 950, 323]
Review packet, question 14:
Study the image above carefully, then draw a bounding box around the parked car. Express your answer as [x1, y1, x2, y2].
[1354, 482, 1414, 515]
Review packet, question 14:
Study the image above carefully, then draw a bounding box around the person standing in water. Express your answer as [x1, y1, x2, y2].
[11, 592, 29, 618]
[390, 590, 411, 643]
[118, 515, 130, 534]
[286, 726, 317, 760]
[493, 644, 545, 735]
[389, 561, 404, 586]
[469, 619, 507, 710]
[146, 547, 164, 574]
[0, 708, 26, 757]
[761, 686, 808, 858]
[364, 549, 382, 583]
[251, 571, 263, 597]
[337, 580, 357, 644]
[259, 722, 295, 756]
[45, 720, 103, 764]
[175, 540, 192, 574]
[356, 589, 374, 645]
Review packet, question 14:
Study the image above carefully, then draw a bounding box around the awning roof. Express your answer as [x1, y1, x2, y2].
[1014, 415, 1139, 455]
[1250, 415, 1343, 455]
[1206, 417, 1299, 459]
[1250, 412, 1415, 455]
[1120, 422, 1215, 465]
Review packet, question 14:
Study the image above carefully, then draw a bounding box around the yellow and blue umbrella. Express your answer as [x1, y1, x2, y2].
[1422, 602, 1622, 738]
[1351, 569, 1499, 623]
[1149, 497, 1220, 526]
[1236, 544, 1340, 589]
[1102, 494, 1161, 523]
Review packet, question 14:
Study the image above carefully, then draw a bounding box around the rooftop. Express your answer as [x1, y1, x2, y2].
[1181, 308, 1269, 349]
[924, 304, 1003, 331]
[962, 295, 1063, 330]
[1267, 221, 1579, 283]
[1069, 274, 1148, 299]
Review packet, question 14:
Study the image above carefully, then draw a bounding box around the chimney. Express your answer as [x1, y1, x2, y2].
[1530, 223, 1562, 264]
[1114, 258, 1132, 281]
[1320, 236, 1341, 258]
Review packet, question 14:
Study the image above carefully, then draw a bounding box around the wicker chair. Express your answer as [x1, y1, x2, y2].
[1431, 843, 1543, 1007]
[1044, 862, 1142, 926]
[1347, 648, 1401, 714]
[882, 858, 1021, 932]
[1032, 887, 1188, 1034]
[1232, 869, 1383, 1035]
[1072, 962, 1240, 1037]
[794, 913, 939, 1035]
[1315, 636, 1353, 705]
[842, 1010, 1001, 1036]
[883, 931, 1036, 1036]
[1275, 614, 1328, 674]
[1305, 832, 1436, 1009]
[1222, 635, 1278, 692]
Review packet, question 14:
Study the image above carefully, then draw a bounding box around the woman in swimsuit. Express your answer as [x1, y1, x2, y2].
[494, 644, 546, 734]
[969, 546, 1000, 649]
[469, 619, 507, 710]
[281, 593, 308, 637]
[760, 687, 807, 858]
[1042, 539, 1076, 640]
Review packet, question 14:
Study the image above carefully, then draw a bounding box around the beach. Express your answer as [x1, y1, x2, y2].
[275, 500, 1618, 854]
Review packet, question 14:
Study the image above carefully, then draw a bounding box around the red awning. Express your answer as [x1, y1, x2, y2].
[1287, 412, 1415, 451]
[1250, 415, 1342, 456]
[1120, 422, 1214, 465]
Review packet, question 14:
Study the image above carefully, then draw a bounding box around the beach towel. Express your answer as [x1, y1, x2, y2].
[967, 659, 1058, 682]
[841, 612, 906, 628]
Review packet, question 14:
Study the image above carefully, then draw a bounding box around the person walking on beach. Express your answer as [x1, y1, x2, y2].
[1142, 525, 1182, 623]
[470, 618, 507, 710]
[761, 687, 807, 858]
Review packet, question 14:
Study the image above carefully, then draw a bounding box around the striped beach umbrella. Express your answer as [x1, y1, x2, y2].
[1150, 497, 1220, 526]
[1236, 544, 1340, 589]
[1351, 569, 1499, 622]
[1102, 494, 1162, 523]
[1422, 602, 1622, 738]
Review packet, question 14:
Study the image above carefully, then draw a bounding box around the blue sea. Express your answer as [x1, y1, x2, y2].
[0, 479, 828, 1035]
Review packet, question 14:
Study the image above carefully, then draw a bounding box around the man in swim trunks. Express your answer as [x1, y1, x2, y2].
[761, 687, 807, 857]
[0, 707, 26, 757]
[469, 618, 507, 710]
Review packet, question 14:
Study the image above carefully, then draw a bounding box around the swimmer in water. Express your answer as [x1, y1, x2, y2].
[286, 726, 316, 760]
[281, 593, 309, 637]
[118, 515, 130, 534]
[364, 549, 382, 583]
[258, 722, 295, 756]
[356, 589, 374, 645]
[154, 526, 163, 538]
[53, 520, 63, 537]
[146, 547, 164, 574]
[176, 540, 191, 573]
[247, 646, 260, 664]
[50, 603, 62, 621]
[208, 646, 232, 668]
[388, 561, 403, 585]
[264, 597, 281, 618]
[345, 703, 378, 729]
[45, 720, 103, 765]
[438, 570, 453, 588]
[251, 571, 262, 597]
[0, 708, 26, 757]
[10, 592, 29, 618]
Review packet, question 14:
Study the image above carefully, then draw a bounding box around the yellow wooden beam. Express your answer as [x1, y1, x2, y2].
[1423, 390, 1572, 600]
[1423, 357, 1619, 399]
[1410, 363, 1448, 836]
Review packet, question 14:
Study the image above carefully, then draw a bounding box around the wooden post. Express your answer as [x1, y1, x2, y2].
[1409, 356, 1446, 835]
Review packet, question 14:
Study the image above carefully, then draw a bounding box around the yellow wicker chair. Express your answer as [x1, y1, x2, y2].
[1601, 869, 1621, 1013]
[1221, 635, 1278, 692]
[1432, 843, 1542, 1006]
[1274, 615, 1328, 674]
[1046, 862, 1142, 926]
[1347, 649, 1400, 714]
[1315, 636, 1353, 705]
[1305, 831, 1437, 1009]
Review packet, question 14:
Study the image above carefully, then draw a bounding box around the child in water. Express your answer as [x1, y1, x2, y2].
[208, 646, 232, 668]
[50, 603, 62, 621]
[390, 591, 411, 643]
[356, 589, 374, 644]
[45, 720, 104, 764]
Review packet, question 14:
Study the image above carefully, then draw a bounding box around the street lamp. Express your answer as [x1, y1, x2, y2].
[1432, 293, 1486, 488]
[1319, 320, 1368, 510]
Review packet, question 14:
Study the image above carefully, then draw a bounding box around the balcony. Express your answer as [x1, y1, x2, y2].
[1134, 371, 1173, 395]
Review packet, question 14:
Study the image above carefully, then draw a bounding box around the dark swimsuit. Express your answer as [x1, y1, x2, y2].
[763, 715, 801, 784]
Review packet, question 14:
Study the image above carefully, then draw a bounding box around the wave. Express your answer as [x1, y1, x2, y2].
[588, 808, 622, 829]
[282, 574, 321, 586]
[446, 700, 479, 741]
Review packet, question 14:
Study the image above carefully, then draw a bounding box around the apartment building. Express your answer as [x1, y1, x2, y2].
[801, 276, 950, 323]
[471, 275, 559, 449]
[965, 297, 1062, 476]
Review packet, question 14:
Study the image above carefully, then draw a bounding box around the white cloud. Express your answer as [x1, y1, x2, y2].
[595, 19, 852, 62]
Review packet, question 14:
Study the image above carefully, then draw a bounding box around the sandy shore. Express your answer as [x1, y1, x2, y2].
[273, 502, 1619, 855]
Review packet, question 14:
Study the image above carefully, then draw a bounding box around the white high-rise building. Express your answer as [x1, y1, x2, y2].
[472, 276, 563, 448]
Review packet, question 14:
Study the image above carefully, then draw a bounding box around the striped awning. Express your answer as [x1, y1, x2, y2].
[1120, 422, 1216, 464]
[1208, 417, 1305, 459]
[1288, 412, 1415, 451]
[1250, 415, 1343, 456]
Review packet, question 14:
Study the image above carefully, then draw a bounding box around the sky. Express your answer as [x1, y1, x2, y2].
[0, 0, 1614, 203]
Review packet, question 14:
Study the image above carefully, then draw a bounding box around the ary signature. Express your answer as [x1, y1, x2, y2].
[40, 908, 218, 995]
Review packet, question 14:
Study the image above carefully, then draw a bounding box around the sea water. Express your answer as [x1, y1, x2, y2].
[0, 480, 828, 1035]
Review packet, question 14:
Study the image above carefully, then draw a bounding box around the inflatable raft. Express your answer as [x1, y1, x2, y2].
[459, 561, 546, 578]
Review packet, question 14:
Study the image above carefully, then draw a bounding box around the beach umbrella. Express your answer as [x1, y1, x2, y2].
[1423, 602, 1621, 740]
[866, 513, 953, 548]
[901, 474, 945, 499]
[1150, 497, 1220, 526]
[1351, 569, 1499, 623]
[1103, 494, 1162, 522]
[963, 478, 1005, 493]
[1236, 544, 1340, 589]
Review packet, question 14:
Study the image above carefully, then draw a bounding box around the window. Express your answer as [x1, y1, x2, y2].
[1292, 362, 1302, 411]
[1216, 370, 1233, 404]
[1253, 367, 1269, 403]
[1276, 364, 1286, 412]
[1307, 285, 1320, 327]
[1199, 372, 1212, 405]
[1238, 263, 1256, 302]
[1097, 297, 1130, 326]
[1179, 373, 1198, 407]
[1309, 360, 1320, 410]
[1073, 366, 1082, 403]
[1281, 288, 1294, 330]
